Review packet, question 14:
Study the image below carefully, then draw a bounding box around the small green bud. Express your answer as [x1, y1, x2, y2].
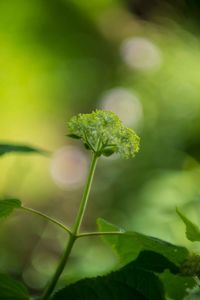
[67, 110, 140, 159]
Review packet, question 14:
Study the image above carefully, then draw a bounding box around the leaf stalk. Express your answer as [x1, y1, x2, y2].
[21, 206, 72, 235]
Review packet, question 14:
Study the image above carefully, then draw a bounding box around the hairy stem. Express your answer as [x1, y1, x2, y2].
[41, 153, 98, 300]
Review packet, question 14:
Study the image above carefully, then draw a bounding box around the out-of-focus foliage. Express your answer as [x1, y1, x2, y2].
[0, 143, 47, 156]
[0, 199, 21, 219]
[0, 0, 200, 295]
[0, 274, 30, 300]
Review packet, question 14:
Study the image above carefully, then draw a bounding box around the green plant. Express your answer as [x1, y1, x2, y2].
[0, 110, 200, 300]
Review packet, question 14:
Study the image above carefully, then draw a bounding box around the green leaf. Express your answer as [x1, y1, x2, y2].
[66, 134, 81, 139]
[0, 274, 30, 299]
[133, 250, 179, 274]
[53, 251, 168, 300]
[0, 199, 21, 218]
[0, 143, 48, 156]
[160, 270, 196, 300]
[176, 208, 200, 242]
[97, 218, 189, 267]
[83, 143, 91, 150]
[102, 146, 117, 157]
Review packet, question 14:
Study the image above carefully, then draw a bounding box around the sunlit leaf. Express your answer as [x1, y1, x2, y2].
[176, 208, 200, 242]
[97, 218, 189, 267]
[0, 274, 30, 300]
[0, 199, 21, 219]
[53, 251, 171, 300]
[0, 143, 48, 156]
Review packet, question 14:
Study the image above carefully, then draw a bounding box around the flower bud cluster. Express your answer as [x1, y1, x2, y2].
[67, 110, 140, 159]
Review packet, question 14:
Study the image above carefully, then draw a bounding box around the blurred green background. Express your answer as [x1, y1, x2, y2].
[0, 0, 200, 296]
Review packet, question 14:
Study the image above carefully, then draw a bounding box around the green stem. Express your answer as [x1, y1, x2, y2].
[41, 153, 98, 300]
[77, 231, 125, 238]
[21, 206, 72, 235]
[73, 153, 98, 234]
[41, 235, 76, 300]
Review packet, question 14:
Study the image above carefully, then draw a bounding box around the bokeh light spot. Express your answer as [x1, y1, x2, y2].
[50, 146, 88, 190]
[100, 87, 143, 127]
[120, 37, 162, 71]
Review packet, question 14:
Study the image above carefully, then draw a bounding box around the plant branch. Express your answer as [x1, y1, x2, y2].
[41, 152, 98, 300]
[21, 206, 72, 235]
[77, 231, 125, 238]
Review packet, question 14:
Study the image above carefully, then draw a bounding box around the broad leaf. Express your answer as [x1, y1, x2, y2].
[53, 251, 170, 300]
[0, 143, 47, 156]
[160, 270, 196, 300]
[0, 274, 30, 299]
[133, 250, 179, 274]
[0, 199, 21, 218]
[97, 218, 189, 267]
[176, 208, 200, 242]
